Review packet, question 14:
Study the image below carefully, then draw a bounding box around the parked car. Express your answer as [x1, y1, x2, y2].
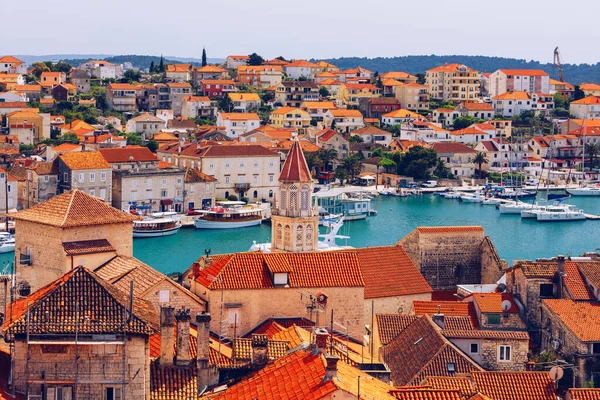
[421, 180, 438, 188]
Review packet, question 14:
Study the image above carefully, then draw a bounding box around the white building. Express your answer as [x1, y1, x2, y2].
[0, 56, 27, 74]
[569, 96, 600, 119]
[324, 109, 364, 134]
[492, 91, 533, 117]
[225, 55, 249, 69]
[381, 109, 421, 127]
[181, 96, 214, 119]
[0, 168, 18, 211]
[126, 113, 167, 136]
[283, 60, 320, 80]
[79, 60, 119, 79]
[488, 69, 550, 98]
[216, 112, 261, 139]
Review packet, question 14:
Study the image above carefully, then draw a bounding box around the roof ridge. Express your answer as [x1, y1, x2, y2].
[62, 190, 77, 227]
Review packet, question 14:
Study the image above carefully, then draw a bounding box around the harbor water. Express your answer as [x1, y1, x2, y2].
[1, 194, 599, 275]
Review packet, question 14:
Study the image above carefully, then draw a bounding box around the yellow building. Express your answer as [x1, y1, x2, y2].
[580, 83, 600, 97]
[6, 110, 49, 143]
[337, 83, 381, 107]
[0, 73, 25, 90]
[426, 63, 480, 102]
[269, 107, 311, 133]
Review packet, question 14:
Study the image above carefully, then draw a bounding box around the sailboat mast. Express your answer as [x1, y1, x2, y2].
[581, 106, 587, 186]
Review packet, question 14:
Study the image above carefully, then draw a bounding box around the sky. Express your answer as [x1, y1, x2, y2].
[5, 0, 600, 64]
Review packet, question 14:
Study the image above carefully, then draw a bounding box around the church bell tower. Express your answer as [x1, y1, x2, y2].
[271, 139, 319, 252]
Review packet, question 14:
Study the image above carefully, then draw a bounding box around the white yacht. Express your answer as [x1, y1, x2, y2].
[498, 200, 533, 214]
[536, 206, 586, 221]
[481, 197, 501, 206]
[0, 232, 15, 253]
[566, 186, 600, 196]
[194, 201, 263, 229]
[133, 217, 182, 238]
[460, 192, 483, 203]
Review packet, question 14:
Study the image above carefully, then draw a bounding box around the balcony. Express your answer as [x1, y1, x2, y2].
[234, 183, 251, 192]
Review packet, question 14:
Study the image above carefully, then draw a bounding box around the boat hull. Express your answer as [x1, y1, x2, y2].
[133, 225, 181, 238]
[194, 218, 262, 229]
[536, 213, 586, 221]
[566, 188, 600, 196]
[0, 244, 15, 253]
[343, 213, 368, 221]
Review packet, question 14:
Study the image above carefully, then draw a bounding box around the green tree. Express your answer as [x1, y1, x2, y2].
[370, 147, 386, 158]
[319, 86, 330, 98]
[378, 158, 397, 173]
[248, 53, 264, 66]
[348, 135, 363, 143]
[275, 56, 288, 62]
[473, 152, 489, 178]
[585, 142, 600, 169]
[218, 95, 234, 112]
[416, 73, 426, 84]
[334, 166, 350, 185]
[19, 144, 35, 154]
[305, 152, 323, 174]
[340, 154, 363, 181]
[126, 133, 142, 146]
[317, 148, 338, 172]
[30, 62, 50, 78]
[202, 48, 207, 67]
[553, 92, 569, 109]
[51, 61, 72, 73]
[123, 69, 142, 82]
[61, 133, 80, 144]
[149, 61, 155, 73]
[159, 55, 165, 72]
[573, 85, 585, 100]
[330, 119, 336, 130]
[452, 116, 481, 130]
[145, 139, 159, 153]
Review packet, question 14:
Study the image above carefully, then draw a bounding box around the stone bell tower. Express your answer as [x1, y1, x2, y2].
[271, 139, 319, 252]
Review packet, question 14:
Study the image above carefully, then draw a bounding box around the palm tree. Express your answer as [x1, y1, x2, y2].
[317, 149, 338, 172]
[304, 152, 323, 175]
[473, 152, 489, 178]
[585, 143, 599, 169]
[341, 154, 363, 181]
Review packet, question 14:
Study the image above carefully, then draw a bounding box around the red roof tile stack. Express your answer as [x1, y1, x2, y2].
[471, 371, 557, 400]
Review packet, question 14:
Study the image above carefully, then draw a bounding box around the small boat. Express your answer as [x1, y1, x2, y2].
[496, 189, 537, 199]
[0, 232, 15, 253]
[520, 201, 573, 219]
[459, 192, 483, 203]
[194, 201, 263, 229]
[498, 200, 532, 214]
[318, 207, 343, 226]
[443, 190, 461, 199]
[566, 186, 600, 196]
[133, 217, 182, 238]
[535, 206, 586, 221]
[481, 197, 501, 205]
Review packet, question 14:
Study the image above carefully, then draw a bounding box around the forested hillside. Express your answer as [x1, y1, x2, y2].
[316, 55, 600, 84]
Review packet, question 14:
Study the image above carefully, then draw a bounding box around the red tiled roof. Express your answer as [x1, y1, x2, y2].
[0, 102, 26, 109]
[60, 151, 111, 170]
[542, 299, 600, 342]
[279, 139, 312, 182]
[471, 371, 557, 400]
[317, 128, 339, 142]
[441, 330, 529, 340]
[567, 388, 600, 400]
[62, 239, 115, 255]
[498, 69, 549, 77]
[194, 252, 364, 290]
[376, 314, 419, 345]
[460, 102, 494, 111]
[413, 300, 479, 329]
[421, 376, 476, 397]
[201, 144, 278, 158]
[390, 388, 463, 400]
[416, 226, 483, 234]
[99, 146, 158, 163]
[350, 246, 432, 299]
[470, 292, 520, 313]
[430, 142, 478, 154]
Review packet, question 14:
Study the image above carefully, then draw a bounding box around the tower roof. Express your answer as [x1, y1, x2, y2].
[278, 139, 311, 182]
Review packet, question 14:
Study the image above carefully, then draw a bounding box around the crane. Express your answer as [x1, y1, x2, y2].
[553, 47, 565, 82]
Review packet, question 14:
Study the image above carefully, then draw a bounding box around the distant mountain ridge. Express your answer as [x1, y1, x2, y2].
[14, 54, 225, 70]
[316, 55, 600, 85]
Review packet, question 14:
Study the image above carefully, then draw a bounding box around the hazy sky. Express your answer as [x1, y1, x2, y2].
[5, 0, 600, 64]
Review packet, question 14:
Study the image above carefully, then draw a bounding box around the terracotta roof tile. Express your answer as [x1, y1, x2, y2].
[567, 388, 600, 400]
[184, 168, 216, 183]
[441, 329, 529, 340]
[232, 337, 289, 361]
[421, 376, 476, 397]
[99, 146, 157, 163]
[471, 371, 557, 400]
[470, 292, 520, 313]
[430, 143, 478, 155]
[498, 69, 549, 77]
[279, 139, 312, 182]
[414, 301, 479, 329]
[12, 189, 140, 228]
[376, 314, 419, 345]
[62, 239, 115, 255]
[390, 388, 463, 400]
[194, 252, 364, 290]
[542, 299, 600, 342]
[60, 151, 111, 170]
[3, 266, 157, 335]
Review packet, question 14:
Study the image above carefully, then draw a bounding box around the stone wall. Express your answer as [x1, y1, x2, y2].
[363, 293, 431, 326]
[506, 268, 555, 330]
[398, 229, 504, 290]
[479, 312, 527, 330]
[143, 279, 206, 322]
[12, 336, 149, 399]
[192, 283, 365, 340]
[449, 337, 528, 371]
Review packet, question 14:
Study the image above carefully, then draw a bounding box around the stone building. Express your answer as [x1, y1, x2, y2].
[183, 167, 217, 212]
[398, 226, 505, 290]
[271, 139, 319, 252]
[11, 189, 139, 293]
[2, 266, 156, 400]
[58, 151, 113, 202]
[466, 292, 527, 331]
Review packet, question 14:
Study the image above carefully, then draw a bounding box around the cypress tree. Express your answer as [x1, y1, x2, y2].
[202, 48, 207, 67]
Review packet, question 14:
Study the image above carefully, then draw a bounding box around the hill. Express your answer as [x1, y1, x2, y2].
[316, 55, 600, 85]
[14, 54, 224, 70]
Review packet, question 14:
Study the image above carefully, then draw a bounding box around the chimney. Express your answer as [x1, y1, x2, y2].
[251, 334, 269, 370]
[557, 255, 565, 297]
[315, 328, 329, 353]
[175, 308, 192, 366]
[159, 306, 175, 366]
[324, 354, 339, 380]
[196, 312, 211, 392]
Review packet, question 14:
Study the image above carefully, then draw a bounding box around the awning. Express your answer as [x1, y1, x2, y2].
[160, 199, 173, 205]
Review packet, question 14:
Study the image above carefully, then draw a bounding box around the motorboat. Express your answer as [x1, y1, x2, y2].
[566, 186, 600, 196]
[133, 217, 182, 238]
[0, 232, 15, 253]
[498, 200, 533, 214]
[442, 190, 461, 199]
[535, 206, 586, 221]
[315, 188, 373, 221]
[496, 189, 537, 199]
[520, 201, 574, 219]
[194, 201, 263, 229]
[249, 217, 353, 253]
[318, 207, 343, 226]
[481, 197, 501, 206]
[459, 192, 483, 203]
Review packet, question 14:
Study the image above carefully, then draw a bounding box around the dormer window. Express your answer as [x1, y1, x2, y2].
[273, 272, 289, 286]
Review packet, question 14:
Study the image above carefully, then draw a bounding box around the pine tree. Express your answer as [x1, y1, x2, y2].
[202, 48, 207, 67]
[149, 61, 155, 73]
[159, 55, 164, 72]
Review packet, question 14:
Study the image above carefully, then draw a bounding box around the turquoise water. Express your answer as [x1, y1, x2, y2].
[2, 195, 599, 275]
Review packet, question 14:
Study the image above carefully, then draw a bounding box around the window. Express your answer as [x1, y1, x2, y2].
[161, 190, 167, 198]
[89, 172, 95, 182]
[190, 184, 195, 193]
[487, 314, 501, 325]
[227, 307, 241, 324]
[177, 178, 182, 184]
[159, 290, 170, 303]
[89, 189, 95, 197]
[273, 272, 289, 285]
[44, 175, 49, 182]
[105, 387, 122, 400]
[47, 386, 73, 400]
[593, 343, 600, 354]
[269, 174, 274, 182]
[78, 173, 84, 183]
[100, 188, 106, 199]
[498, 345, 511, 362]
[162, 178, 167, 186]
[101, 172, 106, 181]
[470, 343, 479, 354]
[225, 176, 230, 184]
[539, 284, 553, 298]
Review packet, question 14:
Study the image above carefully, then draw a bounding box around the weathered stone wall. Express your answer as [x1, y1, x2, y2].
[397, 230, 421, 267]
[143, 279, 206, 322]
[12, 336, 149, 399]
[480, 338, 528, 371]
[480, 236, 505, 284]
[191, 283, 365, 340]
[363, 293, 431, 326]
[479, 312, 527, 330]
